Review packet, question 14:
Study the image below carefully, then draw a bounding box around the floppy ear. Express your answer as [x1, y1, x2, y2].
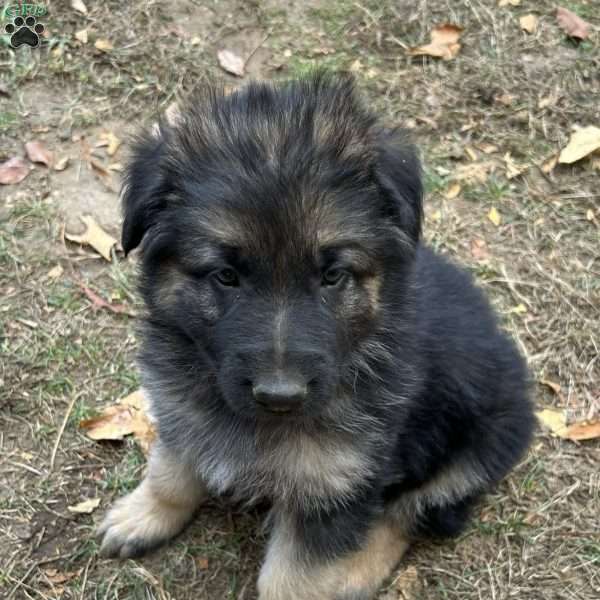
[121, 126, 171, 255]
[375, 129, 423, 243]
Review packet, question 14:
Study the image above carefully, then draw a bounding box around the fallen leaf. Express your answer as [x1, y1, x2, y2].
[25, 140, 53, 167]
[75, 29, 88, 44]
[510, 303, 527, 315]
[470, 238, 489, 261]
[536, 408, 567, 435]
[494, 92, 516, 106]
[46, 264, 64, 280]
[67, 497, 101, 514]
[217, 49, 245, 77]
[94, 38, 113, 52]
[392, 565, 421, 599]
[444, 183, 461, 199]
[99, 131, 121, 156]
[541, 154, 559, 174]
[464, 146, 478, 161]
[78, 282, 132, 316]
[504, 152, 528, 179]
[540, 379, 561, 395]
[65, 215, 118, 261]
[499, 0, 520, 6]
[487, 206, 501, 226]
[408, 24, 463, 61]
[54, 156, 70, 171]
[79, 390, 156, 454]
[520, 14, 538, 34]
[71, 0, 88, 15]
[556, 7, 591, 40]
[196, 557, 209, 570]
[0, 157, 30, 185]
[562, 420, 600, 441]
[586, 208, 596, 222]
[476, 142, 499, 154]
[558, 126, 600, 164]
[44, 569, 81, 584]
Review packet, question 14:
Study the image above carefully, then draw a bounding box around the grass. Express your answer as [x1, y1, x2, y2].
[0, 1, 599, 599]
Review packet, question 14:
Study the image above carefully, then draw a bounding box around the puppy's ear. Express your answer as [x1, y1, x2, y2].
[375, 129, 423, 243]
[121, 126, 171, 255]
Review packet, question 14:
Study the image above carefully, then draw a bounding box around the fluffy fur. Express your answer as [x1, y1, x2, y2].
[98, 72, 534, 599]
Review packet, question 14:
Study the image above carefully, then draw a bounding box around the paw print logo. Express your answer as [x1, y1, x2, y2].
[5, 16, 45, 48]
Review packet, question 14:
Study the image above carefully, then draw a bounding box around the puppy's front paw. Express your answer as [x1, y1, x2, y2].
[97, 482, 196, 559]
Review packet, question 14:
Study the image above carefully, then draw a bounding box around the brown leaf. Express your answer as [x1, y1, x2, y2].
[541, 154, 559, 174]
[520, 14, 538, 34]
[453, 161, 494, 184]
[99, 131, 121, 156]
[444, 183, 461, 199]
[25, 140, 53, 167]
[562, 420, 600, 441]
[196, 557, 209, 570]
[217, 49, 245, 77]
[0, 157, 30, 185]
[44, 568, 81, 584]
[558, 126, 600, 164]
[470, 239, 489, 261]
[556, 7, 591, 39]
[408, 24, 463, 61]
[65, 215, 118, 261]
[67, 497, 101, 514]
[80, 390, 156, 454]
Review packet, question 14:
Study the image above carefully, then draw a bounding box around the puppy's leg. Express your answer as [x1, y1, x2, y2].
[258, 512, 409, 600]
[97, 443, 208, 558]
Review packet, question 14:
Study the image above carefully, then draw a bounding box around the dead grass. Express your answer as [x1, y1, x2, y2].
[1, 1, 599, 599]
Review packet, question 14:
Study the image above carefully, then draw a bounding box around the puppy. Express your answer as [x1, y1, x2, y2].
[97, 72, 534, 600]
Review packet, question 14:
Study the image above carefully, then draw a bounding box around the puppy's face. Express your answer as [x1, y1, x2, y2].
[122, 75, 422, 422]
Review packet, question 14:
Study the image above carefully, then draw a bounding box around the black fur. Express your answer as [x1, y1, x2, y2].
[119, 72, 534, 571]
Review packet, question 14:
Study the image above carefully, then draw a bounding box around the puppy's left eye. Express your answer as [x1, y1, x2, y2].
[214, 268, 239, 287]
[321, 267, 347, 287]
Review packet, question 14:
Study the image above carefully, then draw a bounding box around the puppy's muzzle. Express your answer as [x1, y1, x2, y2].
[252, 372, 308, 414]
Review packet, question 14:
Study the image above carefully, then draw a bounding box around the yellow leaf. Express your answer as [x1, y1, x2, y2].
[408, 24, 463, 61]
[487, 206, 501, 226]
[444, 183, 461, 199]
[46, 264, 64, 280]
[510, 303, 527, 314]
[520, 14, 538, 34]
[559, 126, 600, 164]
[541, 154, 558, 174]
[67, 497, 101, 514]
[65, 215, 118, 261]
[499, 0, 520, 6]
[94, 38, 113, 52]
[75, 29, 88, 44]
[99, 131, 121, 157]
[536, 409, 567, 436]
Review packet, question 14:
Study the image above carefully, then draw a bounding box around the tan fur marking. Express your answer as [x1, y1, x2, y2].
[97, 444, 208, 558]
[258, 515, 409, 600]
[363, 275, 382, 314]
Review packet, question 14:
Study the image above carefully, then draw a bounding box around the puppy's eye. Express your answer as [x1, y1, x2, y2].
[214, 268, 239, 287]
[321, 267, 347, 287]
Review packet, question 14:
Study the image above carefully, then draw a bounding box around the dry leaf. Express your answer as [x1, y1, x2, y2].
[499, 0, 520, 6]
[476, 142, 499, 154]
[0, 157, 30, 185]
[453, 161, 494, 184]
[217, 49, 245, 77]
[71, 0, 88, 15]
[541, 154, 559, 174]
[99, 131, 121, 156]
[464, 146, 478, 161]
[470, 239, 489, 261]
[504, 152, 528, 179]
[520, 14, 538, 34]
[444, 183, 461, 199]
[94, 38, 113, 52]
[65, 215, 118, 261]
[408, 24, 463, 61]
[67, 497, 101, 514]
[536, 409, 567, 435]
[556, 7, 591, 40]
[197, 557, 209, 570]
[75, 29, 88, 44]
[54, 156, 70, 171]
[392, 565, 421, 599]
[540, 379, 561, 395]
[558, 126, 600, 164]
[562, 420, 600, 441]
[44, 569, 80, 584]
[487, 206, 501, 226]
[80, 390, 156, 454]
[78, 282, 132, 316]
[46, 264, 64, 280]
[25, 140, 53, 167]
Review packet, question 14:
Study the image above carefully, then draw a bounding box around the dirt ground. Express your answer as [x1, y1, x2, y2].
[1, 1, 599, 599]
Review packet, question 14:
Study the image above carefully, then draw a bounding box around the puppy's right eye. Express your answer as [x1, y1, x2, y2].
[213, 268, 239, 287]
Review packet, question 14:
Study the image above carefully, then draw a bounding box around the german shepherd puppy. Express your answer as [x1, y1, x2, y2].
[97, 73, 534, 599]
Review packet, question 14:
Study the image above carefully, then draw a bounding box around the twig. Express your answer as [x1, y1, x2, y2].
[49, 392, 82, 472]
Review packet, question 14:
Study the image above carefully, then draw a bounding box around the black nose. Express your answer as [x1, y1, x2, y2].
[252, 373, 307, 414]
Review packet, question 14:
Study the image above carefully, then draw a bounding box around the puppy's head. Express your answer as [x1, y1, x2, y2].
[123, 72, 422, 422]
